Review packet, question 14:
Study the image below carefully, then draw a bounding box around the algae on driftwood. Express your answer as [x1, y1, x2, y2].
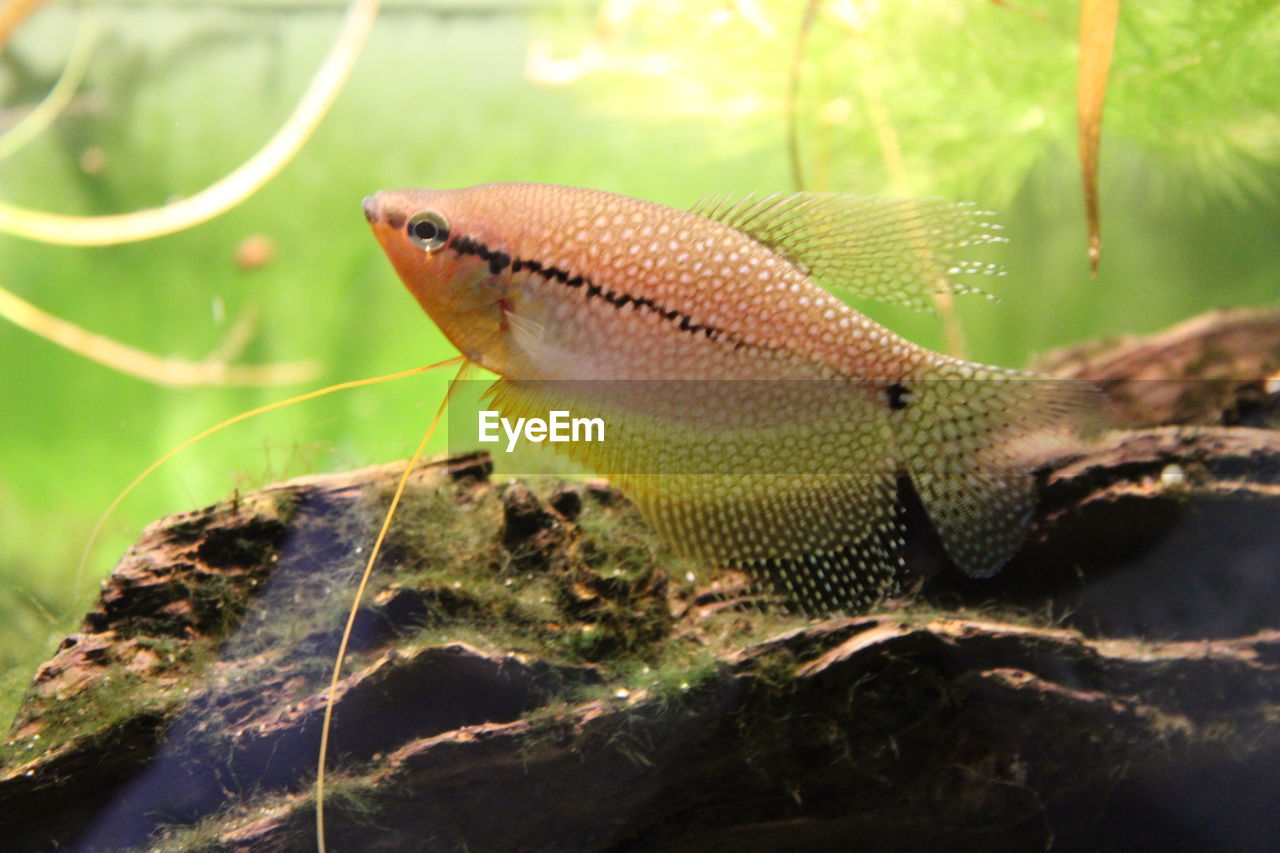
[3, 310, 1280, 852]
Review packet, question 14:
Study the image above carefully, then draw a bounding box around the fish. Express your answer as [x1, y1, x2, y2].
[362, 182, 1100, 613]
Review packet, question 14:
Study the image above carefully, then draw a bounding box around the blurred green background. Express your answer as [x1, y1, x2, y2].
[1, 0, 1278, 723]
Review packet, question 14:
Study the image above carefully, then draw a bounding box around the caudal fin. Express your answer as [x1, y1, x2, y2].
[890, 362, 1102, 578]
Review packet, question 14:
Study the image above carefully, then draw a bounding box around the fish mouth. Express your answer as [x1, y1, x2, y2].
[363, 193, 408, 231]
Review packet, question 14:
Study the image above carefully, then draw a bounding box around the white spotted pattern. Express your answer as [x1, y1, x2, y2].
[367, 183, 1100, 614]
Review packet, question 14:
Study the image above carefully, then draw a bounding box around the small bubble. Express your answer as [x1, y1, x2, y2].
[1160, 464, 1187, 489]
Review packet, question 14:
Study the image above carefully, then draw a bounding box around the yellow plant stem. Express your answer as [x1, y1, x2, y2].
[315, 358, 472, 853]
[77, 357, 465, 589]
[0, 285, 319, 386]
[0, 0, 381, 245]
[0, 0, 97, 161]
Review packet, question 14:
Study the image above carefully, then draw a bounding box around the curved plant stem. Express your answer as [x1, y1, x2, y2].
[315, 358, 471, 853]
[0, 0, 97, 161]
[850, 53, 967, 358]
[0, 0, 381, 245]
[76, 358, 464, 592]
[0, 283, 320, 386]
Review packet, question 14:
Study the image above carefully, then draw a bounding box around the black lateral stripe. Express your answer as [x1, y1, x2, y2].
[886, 382, 911, 411]
[488, 251, 511, 275]
[452, 235, 479, 256]
[447, 233, 747, 345]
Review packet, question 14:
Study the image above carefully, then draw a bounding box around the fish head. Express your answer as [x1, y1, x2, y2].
[363, 187, 510, 365]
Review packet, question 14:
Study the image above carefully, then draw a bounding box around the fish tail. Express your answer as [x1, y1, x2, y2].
[890, 360, 1102, 578]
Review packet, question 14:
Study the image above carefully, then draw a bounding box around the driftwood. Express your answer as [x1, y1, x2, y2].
[2, 309, 1279, 852]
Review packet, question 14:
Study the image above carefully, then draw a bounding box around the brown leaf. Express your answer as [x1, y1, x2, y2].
[1078, 0, 1120, 277]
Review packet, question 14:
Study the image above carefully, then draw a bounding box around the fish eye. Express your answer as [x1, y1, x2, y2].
[406, 210, 449, 252]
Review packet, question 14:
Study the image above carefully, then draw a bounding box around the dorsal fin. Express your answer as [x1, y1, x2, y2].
[690, 192, 1007, 312]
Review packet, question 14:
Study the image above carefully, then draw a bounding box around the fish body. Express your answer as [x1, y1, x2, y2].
[363, 183, 1097, 612]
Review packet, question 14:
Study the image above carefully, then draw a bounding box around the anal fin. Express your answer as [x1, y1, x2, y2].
[487, 377, 909, 614]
